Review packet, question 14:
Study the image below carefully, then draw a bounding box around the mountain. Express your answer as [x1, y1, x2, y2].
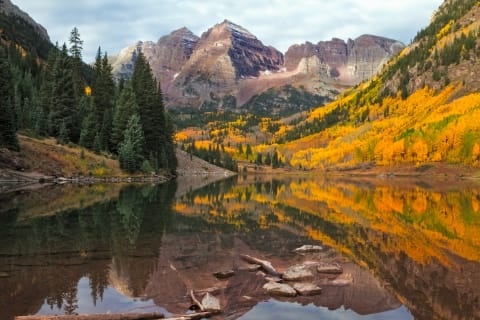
[110, 27, 199, 89]
[285, 35, 404, 85]
[268, 0, 480, 170]
[111, 20, 403, 113]
[0, 0, 51, 59]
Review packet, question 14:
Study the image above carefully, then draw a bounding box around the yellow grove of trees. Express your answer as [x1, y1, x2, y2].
[278, 85, 480, 169]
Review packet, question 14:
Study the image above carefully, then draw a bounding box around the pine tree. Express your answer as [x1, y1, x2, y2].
[131, 53, 177, 173]
[0, 47, 19, 150]
[118, 114, 145, 173]
[99, 108, 112, 151]
[57, 120, 69, 145]
[79, 96, 97, 148]
[49, 44, 76, 142]
[91, 48, 115, 124]
[69, 27, 85, 105]
[111, 85, 139, 152]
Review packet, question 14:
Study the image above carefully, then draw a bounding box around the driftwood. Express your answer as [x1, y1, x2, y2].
[165, 311, 219, 320]
[14, 312, 164, 320]
[240, 254, 281, 276]
[189, 289, 205, 311]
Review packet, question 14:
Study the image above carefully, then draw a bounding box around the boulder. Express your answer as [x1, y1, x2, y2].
[201, 293, 221, 311]
[317, 262, 343, 274]
[294, 245, 323, 253]
[282, 265, 314, 281]
[213, 270, 235, 279]
[263, 282, 297, 297]
[293, 283, 323, 296]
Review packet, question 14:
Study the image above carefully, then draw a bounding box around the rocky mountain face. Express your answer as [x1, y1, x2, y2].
[0, 0, 49, 42]
[285, 35, 404, 85]
[110, 27, 199, 91]
[111, 20, 404, 111]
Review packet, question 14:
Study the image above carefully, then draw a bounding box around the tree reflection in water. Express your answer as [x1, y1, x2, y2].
[0, 176, 479, 320]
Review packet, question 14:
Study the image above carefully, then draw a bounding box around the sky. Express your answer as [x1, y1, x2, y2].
[13, 0, 444, 62]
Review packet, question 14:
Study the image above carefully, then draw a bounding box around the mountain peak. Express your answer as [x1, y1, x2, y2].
[215, 19, 256, 38]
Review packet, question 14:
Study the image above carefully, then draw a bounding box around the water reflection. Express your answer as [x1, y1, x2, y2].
[0, 176, 479, 319]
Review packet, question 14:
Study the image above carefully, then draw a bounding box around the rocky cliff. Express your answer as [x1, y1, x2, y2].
[285, 35, 404, 85]
[111, 20, 404, 110]
[110, 27, 199, 89]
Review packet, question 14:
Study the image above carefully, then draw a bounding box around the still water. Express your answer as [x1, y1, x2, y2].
[0, 175, 479, 319]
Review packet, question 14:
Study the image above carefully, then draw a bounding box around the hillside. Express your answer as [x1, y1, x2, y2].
[0, 0, 52, 59]
[0, 135, 234, 185]
[252, 0, 480, 172]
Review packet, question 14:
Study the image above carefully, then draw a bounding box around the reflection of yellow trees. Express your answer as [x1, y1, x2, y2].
[174, 179, 480, 266]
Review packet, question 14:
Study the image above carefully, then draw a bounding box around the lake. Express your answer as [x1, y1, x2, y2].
[1, 175, 479, 319]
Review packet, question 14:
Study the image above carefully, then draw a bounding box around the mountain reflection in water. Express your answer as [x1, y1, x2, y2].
[0, 176, 479, 319]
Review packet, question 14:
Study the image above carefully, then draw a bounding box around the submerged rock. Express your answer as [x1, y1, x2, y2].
[263, 282, 297, 297]
[294, 245, 323, 253]
[317, 262, 343, 274]
[282, 264, 314, 281]
[293, 283, 323, 296]
[247, 264, 262, 272]
[265, 276, 283, 283]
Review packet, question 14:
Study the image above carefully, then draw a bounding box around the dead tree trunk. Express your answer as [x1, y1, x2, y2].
[240, 254, 282, 276]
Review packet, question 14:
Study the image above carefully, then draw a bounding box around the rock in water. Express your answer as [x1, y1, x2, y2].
[263, 282, 297, 297]
[317, 262, 343, 274]
[282, 265, 314, 281]
[213, 270, 235, 279]
[294, 245, 323, 253]
[247, 264, 262, 272]
[201, 293, 221, 311]
[265, 276, 283, 283]
[293, 283, 323, 296]
[330, 273, 353, 286]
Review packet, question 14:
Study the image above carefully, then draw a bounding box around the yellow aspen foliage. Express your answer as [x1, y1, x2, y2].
[412, 192, 428, 213]
[412, 139, 429, 164]
[436, 20, 454, 40]
[84, 86, 92, 96]
[472, 143, 480, 167]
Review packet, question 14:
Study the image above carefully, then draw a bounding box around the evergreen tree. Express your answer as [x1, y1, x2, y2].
[0, 47, 19, 150]
[246, 144, 252, 158]
[69, 27, 85, 105]
[264, 152, 272, 166]
[131, 53, 177, 173]
[118, 114, 145, 173]
[255, 153, 263, 165]
[57, 120, 69, 145]
[99, 108, 112, 152]
[111, 85, 139, 152]
[91, 48, 115, 124]
[79, 96, 97, 148]
[49, 44, 76, 142]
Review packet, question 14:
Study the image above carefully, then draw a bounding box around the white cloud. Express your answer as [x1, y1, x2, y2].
[13, 0, 443, 62]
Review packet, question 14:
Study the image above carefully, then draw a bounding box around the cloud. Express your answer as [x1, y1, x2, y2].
[13, 0, 443, 62]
